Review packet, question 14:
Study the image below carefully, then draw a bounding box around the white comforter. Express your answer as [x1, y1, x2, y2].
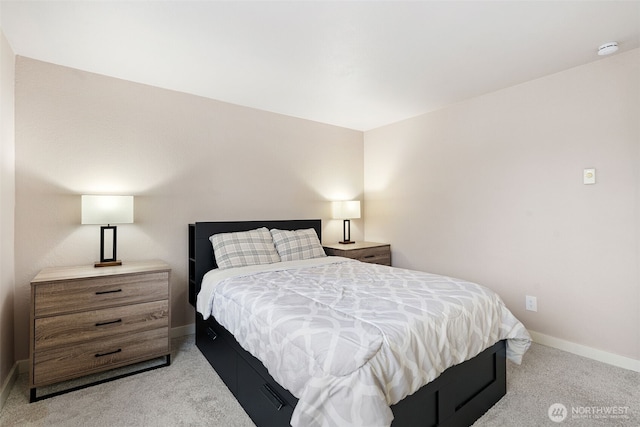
[197, 257, 531, 427]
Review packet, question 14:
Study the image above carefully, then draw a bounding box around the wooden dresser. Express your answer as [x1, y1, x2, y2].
[29, 260, 171, 401]
[323, 241, 391, 266]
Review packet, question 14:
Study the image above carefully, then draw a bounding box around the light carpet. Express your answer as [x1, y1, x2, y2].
[1, 335, 638, 426]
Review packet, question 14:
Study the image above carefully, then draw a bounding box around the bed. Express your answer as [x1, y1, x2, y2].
[188, 220, 530, 427]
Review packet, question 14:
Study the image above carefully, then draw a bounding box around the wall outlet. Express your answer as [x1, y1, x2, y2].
[525, 295, 537, 312]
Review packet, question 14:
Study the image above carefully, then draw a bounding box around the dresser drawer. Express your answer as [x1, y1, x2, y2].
[34, 300, 169, 352]
[34, 271, 169, 317]
[33, 327, 169, 386]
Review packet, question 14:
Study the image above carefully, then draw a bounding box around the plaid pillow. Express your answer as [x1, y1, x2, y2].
[210, 227, 280, 269]
[270, 228, 326, 261]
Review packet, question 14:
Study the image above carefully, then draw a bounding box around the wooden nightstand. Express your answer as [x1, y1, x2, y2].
[323, 242, 391, 266]
[29, 260, 171, 401]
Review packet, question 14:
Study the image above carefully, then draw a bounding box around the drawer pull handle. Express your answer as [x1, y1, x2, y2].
[260, 384, 285, 411]
[95, 289, 122, 295]
[95, 319, 122, 327]
[95, 348, 122, 358]
[206, 327, 218, 341]
[363, 255, 376, 259]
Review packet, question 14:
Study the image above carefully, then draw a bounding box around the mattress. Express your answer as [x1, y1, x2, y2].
[197, 257, 531, 427]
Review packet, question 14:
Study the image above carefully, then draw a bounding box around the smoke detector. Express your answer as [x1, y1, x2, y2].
[598, 42, 619, 56]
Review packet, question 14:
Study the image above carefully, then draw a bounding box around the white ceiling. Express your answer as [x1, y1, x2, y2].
[1, 1, 639, 131]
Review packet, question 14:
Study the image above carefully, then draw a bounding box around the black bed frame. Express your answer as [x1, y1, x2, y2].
[189, 220, 506, 427]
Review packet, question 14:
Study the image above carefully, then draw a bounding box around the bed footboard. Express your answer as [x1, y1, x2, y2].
[390, 339, 506, 426]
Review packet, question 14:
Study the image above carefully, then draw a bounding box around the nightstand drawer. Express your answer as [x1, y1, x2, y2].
[33, 327, 169, 386]
[356, 253, 391, 265]
[34, 300, 169, 352]
[34, 272, 169, 317]
[346, 247, 391, 264]
[323, 242, 391, 266]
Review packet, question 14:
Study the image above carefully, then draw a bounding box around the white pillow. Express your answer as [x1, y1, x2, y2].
[270, 228, 326, 261]
[210, 227, 280, 269]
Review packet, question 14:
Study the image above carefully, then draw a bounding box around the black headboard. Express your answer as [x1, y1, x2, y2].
[188, 219, 322, 307]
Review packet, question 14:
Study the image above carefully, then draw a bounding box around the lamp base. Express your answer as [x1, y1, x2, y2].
[338, 240, 355, 244]
[94, 260, 122, 268]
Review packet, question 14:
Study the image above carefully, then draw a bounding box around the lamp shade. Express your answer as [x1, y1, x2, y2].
[81, 195, 134, 225]
[332, 200, 361, 219]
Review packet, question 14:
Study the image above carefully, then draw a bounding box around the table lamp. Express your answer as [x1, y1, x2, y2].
[81, 195, 134, 267]
[332, 200, 361, 244]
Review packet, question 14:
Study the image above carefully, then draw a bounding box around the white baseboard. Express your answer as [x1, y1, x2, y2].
[529, 330, 640, 373]
[0, 362, 19, 412]
[171, 323, 195, 338]
[5, 324, 632, 412]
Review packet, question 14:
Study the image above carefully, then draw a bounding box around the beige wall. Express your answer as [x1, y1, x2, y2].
[13, 57, 364, 360]
[364, 49, 640, 361]
[0, 30, 16, 389]
[8, 47, 639, 366]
